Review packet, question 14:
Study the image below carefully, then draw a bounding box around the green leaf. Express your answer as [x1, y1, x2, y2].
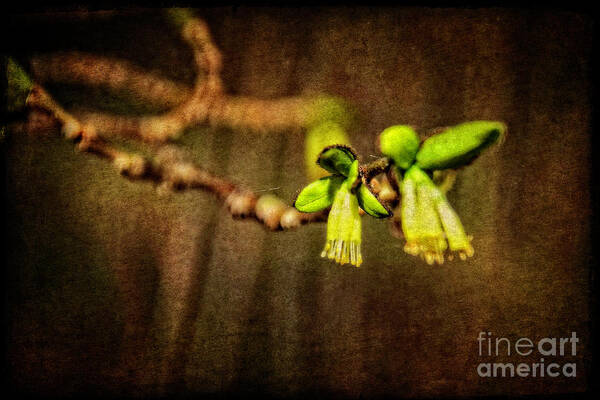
[356, 184, 391, 218]
[415, 121, 506, 170]
[317, 144, 357, 177]
[294, 175, 345, 213]
[6, 57, 34, 113]
[379, 125, 420, 169]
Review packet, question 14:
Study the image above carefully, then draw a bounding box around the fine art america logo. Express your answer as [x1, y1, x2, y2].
[477, 332, 578, 378]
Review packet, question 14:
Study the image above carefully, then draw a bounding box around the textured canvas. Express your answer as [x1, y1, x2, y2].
[3, 6, 594, 398]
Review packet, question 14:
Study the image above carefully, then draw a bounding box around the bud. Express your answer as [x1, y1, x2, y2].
[415, 121, 506, 170]
[317, 144, 357, 177]
[379, 125, 420, 169]
[255, 194, 287, 231]
[356, 183, 391, 218]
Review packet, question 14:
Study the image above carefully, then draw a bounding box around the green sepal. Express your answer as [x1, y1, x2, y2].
[404, 164, 434, 187]
[294, 175, 345, 213]
[379, 125, 420, 170]
[304, 121, 350, 180]
[356, 183, 391, 218]
[317, 144, 357, 177]
[415, 121, 506, 170]
[345, 159, 360, 186]
[6, 57, 34, 113]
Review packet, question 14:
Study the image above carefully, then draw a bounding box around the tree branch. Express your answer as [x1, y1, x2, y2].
[28, 12, 346, 142]
[18, 87, 328, 231]
[30, 52, 189, 109]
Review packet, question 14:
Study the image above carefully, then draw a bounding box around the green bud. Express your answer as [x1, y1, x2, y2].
[304, 121, 350, 180]
[6, 57, 34, 113]
[294, 175, 345, 213]
[415, 121, 506, 170]
[379, 125, 420, 169]
[317, 144, 357, 177]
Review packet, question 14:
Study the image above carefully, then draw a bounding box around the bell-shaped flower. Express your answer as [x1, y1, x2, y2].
[401, 165, 473, 264]
[380, 121, 505, 263]
[294, 145, 391, 266]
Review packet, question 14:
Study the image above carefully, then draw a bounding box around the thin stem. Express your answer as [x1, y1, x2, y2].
[18, 90, 328, 231]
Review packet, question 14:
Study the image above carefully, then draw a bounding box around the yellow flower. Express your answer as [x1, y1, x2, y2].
[321, 183, 363, 266]
[401, 165, 473, 264]
[295, 146, 390, 267]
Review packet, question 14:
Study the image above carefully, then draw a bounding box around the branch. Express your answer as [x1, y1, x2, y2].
[31, 51, 335, 140]
[28, 12, 346, 142]
[18, 87, 328, 231]
[30, 52, 189, 109]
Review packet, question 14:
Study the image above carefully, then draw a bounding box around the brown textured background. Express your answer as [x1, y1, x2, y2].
[4, 7, 593, 398]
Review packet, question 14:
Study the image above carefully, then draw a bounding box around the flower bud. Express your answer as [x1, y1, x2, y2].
[379, 125, 420, 170]
[416, 121, 506, 170]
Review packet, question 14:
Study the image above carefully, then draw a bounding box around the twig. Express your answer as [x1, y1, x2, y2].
[28, 13, 340, 141]
[30, 52, 189, 109]
[19, 88, 328, 231]
[71, 95, 319, 140]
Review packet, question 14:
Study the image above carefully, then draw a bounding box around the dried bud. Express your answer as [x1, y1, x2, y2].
[226, 191, 257, 218]
[255, 194, 287, 231]
[280, 208, 303, 230]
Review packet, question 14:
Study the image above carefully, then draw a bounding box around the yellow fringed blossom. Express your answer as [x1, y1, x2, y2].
[401, 165, 473, 264]
[380, 121, 504, 264]
[321, 182, 363, 266]
[295, 146, 390, 267]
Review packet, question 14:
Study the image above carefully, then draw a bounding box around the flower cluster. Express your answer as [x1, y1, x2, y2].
[294, 145, 390, 266]
[380, 122, 505, 264]
[295, 120, 505, 266]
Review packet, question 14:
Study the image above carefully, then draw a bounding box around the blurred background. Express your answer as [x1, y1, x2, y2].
[3, 7, 593, 398]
